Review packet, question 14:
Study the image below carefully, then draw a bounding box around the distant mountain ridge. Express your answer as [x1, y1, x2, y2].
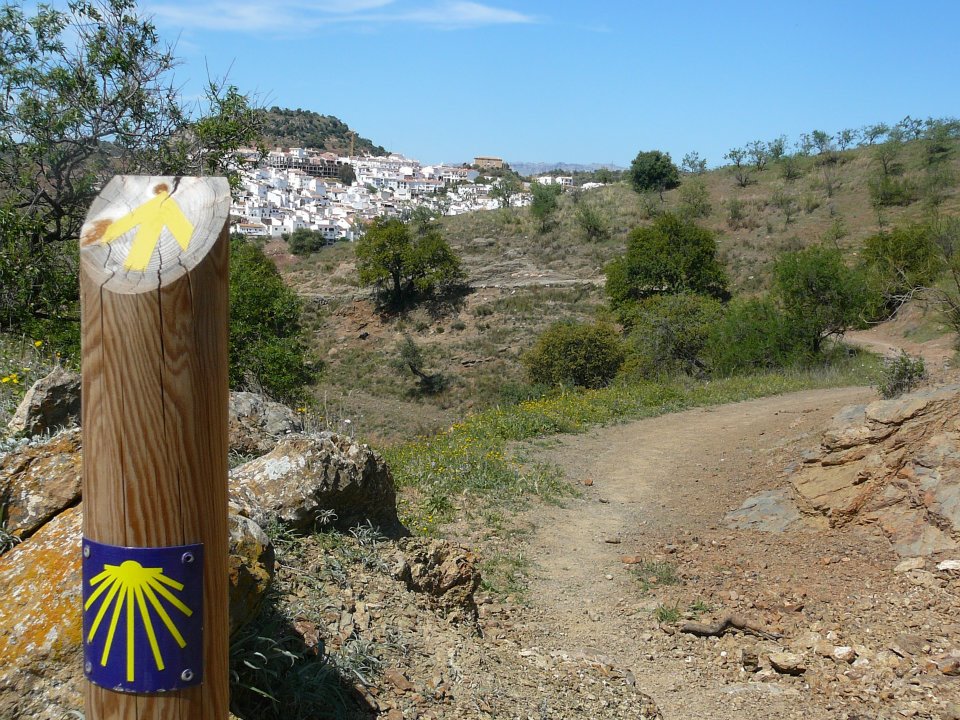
[258, 107, 387, 156]
[509, 161, 625, 176]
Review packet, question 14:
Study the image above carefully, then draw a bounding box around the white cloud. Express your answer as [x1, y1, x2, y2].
[146, 0, 537, 33]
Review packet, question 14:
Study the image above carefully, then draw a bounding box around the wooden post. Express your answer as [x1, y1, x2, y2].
[80, 176, 231, 720]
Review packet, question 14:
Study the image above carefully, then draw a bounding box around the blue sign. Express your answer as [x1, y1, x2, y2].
[82, 539, 204, 693]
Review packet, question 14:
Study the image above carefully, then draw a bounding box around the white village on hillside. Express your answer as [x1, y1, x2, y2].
[229, 148, 578, 242]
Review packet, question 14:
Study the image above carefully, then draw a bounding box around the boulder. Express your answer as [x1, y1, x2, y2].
[0, 505, 274, 719]
[0, 429, 82, 544]
[229, 432, 404, 536]
[228, 514, 276, 634]
[392, 538, 481, 624]
[228, 391, 303, 457]
[786, 385, 960, 557]
[6, 367, 81, 437]
[0, 507, 84, 720]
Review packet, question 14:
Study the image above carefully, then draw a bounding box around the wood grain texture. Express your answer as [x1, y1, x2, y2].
[81, 175, 230, 720]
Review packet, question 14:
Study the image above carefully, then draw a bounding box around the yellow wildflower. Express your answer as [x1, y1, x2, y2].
[33, 340, 42, 347]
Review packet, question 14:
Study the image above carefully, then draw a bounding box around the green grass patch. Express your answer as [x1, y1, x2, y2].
[631, 560, 681, 595]
[385, 348, 881, 532]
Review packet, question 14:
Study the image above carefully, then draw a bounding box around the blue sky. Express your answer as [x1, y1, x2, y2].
[144, 0, 960, 167]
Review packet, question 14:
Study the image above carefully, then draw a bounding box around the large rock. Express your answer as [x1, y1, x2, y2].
[228, 391, 303, 457]
[0, 429, 82, 544]
[6, 367, 81, 437]
[790, 384, 960, 557]
[392, 538, 481, 624]
[228, 514, 276, 634]
[0, 506, 274, 719]
[229, 432, 404, 536]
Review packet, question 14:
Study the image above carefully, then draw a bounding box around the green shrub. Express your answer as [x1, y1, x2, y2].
[677, 179, 712, 219]
[868, 175, 917, 207]
[605, 213, 729, 321]
[230, 237, 314, 402]
[861, 224, 942, 317]
[620, 294, 723, 380]
[286, 228, 327, 255]
[773, 245, 867, 355]
[878, 351, 926, 398]
[705, 296, 802, 375]
[522, 321, 624, 389]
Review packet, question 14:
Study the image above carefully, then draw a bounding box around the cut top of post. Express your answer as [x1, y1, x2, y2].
[80, 176, 231, 294]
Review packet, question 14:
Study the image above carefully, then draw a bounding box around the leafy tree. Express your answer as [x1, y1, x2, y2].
[529, 182, 562, 232]
[677, 179, 712, 219]
[620, 294, 723, 379]
[0, 0, 261, 354]
[338, 164, 357, 185]
[811, 129, 833, 154]
[705, 296, 798, 375]
[575, 200, 608, 242]
[355, 217, 464, 308]
[287, 228, 327, 255]
[861, 224, 942, 315]
[771, 187, 798, 225]
[724, 148, 746, 168]
[390, 335, 447, 394]
[522, 321, 624, 389]
[229, 237, 313, 402]
[861, 122, 890, 145]
[766, 136, 787, 161]
[745, 140, 768, 171]
[835, 128, 858, 151]
[778, 155, 803, 183]
[897, 115, 924, 140]
[605, 213, 729, 320]
[681, 151, 707, 175]
[489, 176, 522, 209]
[628, 150, 680, 199]
[773, 246, 866, 354]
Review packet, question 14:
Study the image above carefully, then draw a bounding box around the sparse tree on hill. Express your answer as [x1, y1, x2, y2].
[681, 151, 708, 175]
[490, 176, 522, 209]
[835, 128, 858, 151]
[746, 140, 768, 171]
[529, 181, 562, 232]
[628, 150, 680, 200]
[861, 122, 890, 145]
[767, 136, 787, 161]
[811, 130, 833, 154]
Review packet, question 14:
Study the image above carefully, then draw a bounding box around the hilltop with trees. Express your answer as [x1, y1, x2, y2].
[258, 107, 387, 155]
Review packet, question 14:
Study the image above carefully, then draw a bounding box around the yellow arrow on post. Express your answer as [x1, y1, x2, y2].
[101, 187, 195, 271]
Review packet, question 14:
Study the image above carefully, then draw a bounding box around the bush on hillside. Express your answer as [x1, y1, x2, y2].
[861, 224, 942, 317]
[704, 296, 802, 376]
[773, 245, 867, 355]
[522, 321, 624, 389]
[877, 351, 926, 399]
[619, 294, 723, 380]
[230, 236, 314, 402]
[287, 228, 328, 255]
[605, 213, 729, 323]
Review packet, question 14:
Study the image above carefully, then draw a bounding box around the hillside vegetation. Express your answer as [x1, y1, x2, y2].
[273, 123, 959, 445]
[259, 107, 387, 155]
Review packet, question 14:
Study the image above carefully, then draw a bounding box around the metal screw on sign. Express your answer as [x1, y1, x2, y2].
[182, 551, 195, 564]
[181, 669, 195, 682]
[83, 545, 90, 558]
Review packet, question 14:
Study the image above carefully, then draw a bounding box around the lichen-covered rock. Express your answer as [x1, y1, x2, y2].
[790, 384, 960, 557]
[392, 538, 481, 624]
[0, 506, 274, 719]
[228, 391, 303, 457]
[6, 367, 81, 436]
[229, 432, 404, 536]
[228, 514, 275, 634]
[0, 506, 84, 720]
[0, 429, 82, 544]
